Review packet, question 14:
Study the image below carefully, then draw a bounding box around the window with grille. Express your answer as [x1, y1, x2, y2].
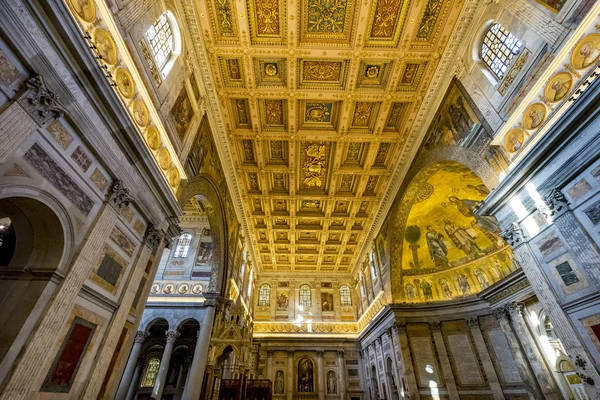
[173, 233, 192, 258]
[340, 285, 352, 306]
[258, 284, 271, 306]
[480, 23, 522, 79]
[299, 284, 311, 307]
[140, 357, 160, 387]
[146, 13, 173, 70]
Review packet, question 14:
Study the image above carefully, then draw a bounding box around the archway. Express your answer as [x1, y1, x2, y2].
[387, 160, 515, 302]
[297, 357, 315, 393]
[0, 196, 66, 384]
[178, 174, 230, 296]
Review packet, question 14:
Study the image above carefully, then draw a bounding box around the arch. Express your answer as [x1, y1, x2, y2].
[388, 151, 505, 303]
[297, 356, 314, 392]
[298, 284, 312, 307]
[386, 357, 399, 400]
[143, 317, 170, 333]
[0, 194, 71, 383]
[179, 174, 229, 296]
[174, 316, 201, 331]
[145, 10, 182, 78]
[258, 283, 271, 306]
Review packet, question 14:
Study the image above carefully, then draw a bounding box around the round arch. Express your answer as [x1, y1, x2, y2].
[143, 317, 170, 333]
[387, 147, 505, 303]
[178, 174, 229, 296]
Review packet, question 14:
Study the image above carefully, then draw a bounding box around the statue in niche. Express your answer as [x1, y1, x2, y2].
[298, 358, 314, 392]
[274, 370, 284, 394]
[425, 225, 448, 268]
[327, 371, 337, 394]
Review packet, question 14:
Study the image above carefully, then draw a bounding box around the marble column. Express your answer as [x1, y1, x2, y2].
[430, 322, 459, 400]
[337, 350, 346, 400]
[266, 350, 274, 383]
[493, 307, 543, 399]
[508, 302, 561, 399]
[287, 350, 294, 400]
[395, 323, 420, 400]
[182, 294, 218, 400]
[317, 350, 324, 400]
[151, 330, 180, 400]
[126, 356, 144, 400]
[467, 318, 504, 400]
[115, 331, 148, 400]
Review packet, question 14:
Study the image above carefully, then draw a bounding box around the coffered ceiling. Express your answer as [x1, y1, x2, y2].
[195, 0, 464, 273]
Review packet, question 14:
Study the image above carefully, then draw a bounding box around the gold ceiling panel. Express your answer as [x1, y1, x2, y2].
[198, 0, 464, 272]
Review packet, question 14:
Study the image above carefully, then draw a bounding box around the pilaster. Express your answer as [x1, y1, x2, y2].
[430, 322, 459, 400]
[467, 318, 505, 400]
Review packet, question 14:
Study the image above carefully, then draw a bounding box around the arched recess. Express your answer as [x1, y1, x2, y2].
[178, 174, 229, 296]
[387, 146, 510, 303]
[0, 194, 71, 383]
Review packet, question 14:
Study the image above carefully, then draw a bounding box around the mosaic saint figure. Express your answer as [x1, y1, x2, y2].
[421, 282, 433, 301]
[456, 274, 471, 295]
[443, 219, 483, 259]
[405, 284, 416, 300]
[440, 279, 453, 299]
[425, 226, 448, 268]
[474, 268, 490, 289]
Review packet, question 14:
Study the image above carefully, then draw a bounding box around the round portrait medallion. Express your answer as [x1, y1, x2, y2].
[167, 167, 180, 188]
[67, 0, 96, 22]
[178, 284, 189, 294]
[522, 102, 546, 130]
[131, 100, 149, 127]
[571, 33, 600, 70]
[145, 126, 161, 151]
[504, 128, 525, 154]
[192, 284, 203, 294]
[115, 68, 135, 99]
[93, 28, 117, 65]
[544, 72, 573, 103]
[157, 148, 171, 170]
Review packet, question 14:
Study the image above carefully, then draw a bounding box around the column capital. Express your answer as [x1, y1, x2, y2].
[144, 223, 164, 251]
[541, 188, 569, 218]
[165, 330, 180, 343]
[337, 350, 344, 358]
[203, 292, 221, 307]
[17, 74, 66, 126]
[134, 331, 149, 343]
[467, 317, 479, 329]
[287, 350, 294, 356]
[430, 322, 441, 332]
[492, 307, 509, 321]
[500, 222, 525, 247]
[267, 350, 275, 357]
[316, 350, 324, 357]
[108, 179, 134, 210]
[396, 322, 406, 334]
[508, 302, 525, 316]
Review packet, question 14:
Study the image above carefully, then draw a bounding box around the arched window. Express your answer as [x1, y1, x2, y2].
[480, 23, 522, 79]
[173, 233, 192, 258]
[299, 284, 311, 307]
[140, 357, 160, 387]
[145, 11, 181, 78]
[360, 274, 366, 297]
[339, 285, 352, 306]
[370, 251, 378, 278]
[258, 283, 271, 306]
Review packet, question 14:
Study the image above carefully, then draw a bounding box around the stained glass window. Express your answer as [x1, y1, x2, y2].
[141, 357, 160, 387]
[299, 284, 311, 306]
[173, 233, 192, 258]
[340, 285, 352, 306]
[146, 13, 173, 70]
[481, 23, 522, 79]
[258, 284, 271, 306]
